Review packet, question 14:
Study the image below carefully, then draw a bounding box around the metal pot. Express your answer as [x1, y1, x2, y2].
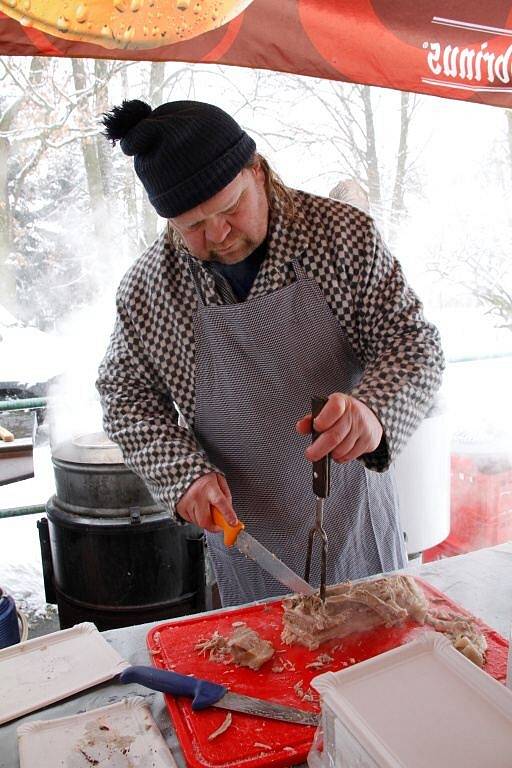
[39, 432, 206, 630]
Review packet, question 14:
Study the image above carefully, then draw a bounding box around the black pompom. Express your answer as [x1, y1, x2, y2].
[102, 99, 152, 145]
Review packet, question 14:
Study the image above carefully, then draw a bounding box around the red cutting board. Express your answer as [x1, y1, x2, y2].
[147, 578, 508, 768]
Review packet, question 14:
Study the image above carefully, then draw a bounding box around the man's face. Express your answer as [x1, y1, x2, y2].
[169, 162, 269, 264]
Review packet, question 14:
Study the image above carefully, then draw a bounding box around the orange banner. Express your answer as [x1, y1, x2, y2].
[1, 0, 512, 107]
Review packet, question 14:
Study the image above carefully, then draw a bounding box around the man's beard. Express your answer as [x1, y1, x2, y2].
[208, 235, 256, 263]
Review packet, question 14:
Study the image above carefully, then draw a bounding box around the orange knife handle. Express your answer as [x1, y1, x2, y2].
[211, 505, 244, 547]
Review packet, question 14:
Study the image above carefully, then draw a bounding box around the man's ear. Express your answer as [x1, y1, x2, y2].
[250, 159, 261, 174]
[167, 221, 183, 249]
[251, 160, 264, 183]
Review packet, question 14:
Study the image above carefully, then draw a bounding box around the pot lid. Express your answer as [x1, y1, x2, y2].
[51, 431, 124, 465]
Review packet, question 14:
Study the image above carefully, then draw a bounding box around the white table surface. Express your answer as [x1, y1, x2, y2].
[1, 542, 511, 768]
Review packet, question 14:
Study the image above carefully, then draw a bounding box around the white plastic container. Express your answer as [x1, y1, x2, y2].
[393, 400, 450, 556]
[0, 622, 129, 725]
[311, 633, 512, 768]
[17, 697, 177, 767]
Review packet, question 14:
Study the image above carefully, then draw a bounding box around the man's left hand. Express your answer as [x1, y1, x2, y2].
[296, 393, 383, 464]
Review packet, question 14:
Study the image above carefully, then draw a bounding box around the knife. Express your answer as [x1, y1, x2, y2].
[211, 505, 315, 596]
[119, 665, 319, 726]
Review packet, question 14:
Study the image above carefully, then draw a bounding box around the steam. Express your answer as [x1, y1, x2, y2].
[47, 297, 112, 449]
[46, 203, 133, 451]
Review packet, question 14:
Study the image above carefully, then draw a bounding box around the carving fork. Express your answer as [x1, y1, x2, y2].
[304, 396, 331, 602]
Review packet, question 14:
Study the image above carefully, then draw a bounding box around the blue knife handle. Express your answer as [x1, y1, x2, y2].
[119, 666, 227, 710]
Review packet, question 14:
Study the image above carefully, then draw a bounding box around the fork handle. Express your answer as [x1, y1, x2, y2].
[312, 396, 331, 498]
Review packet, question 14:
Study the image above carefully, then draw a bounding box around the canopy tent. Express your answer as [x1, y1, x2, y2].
[0, 1, 512, 108]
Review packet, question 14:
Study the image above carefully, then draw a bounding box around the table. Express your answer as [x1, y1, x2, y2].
[0, 411, 35, 486]
[1, 542, 511, 768]
[0, 439, 33, 486]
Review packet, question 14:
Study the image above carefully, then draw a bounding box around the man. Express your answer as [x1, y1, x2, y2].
[97, 98, 444, 607]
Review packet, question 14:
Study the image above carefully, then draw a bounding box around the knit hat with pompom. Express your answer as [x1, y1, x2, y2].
[102, 99, 256, 218]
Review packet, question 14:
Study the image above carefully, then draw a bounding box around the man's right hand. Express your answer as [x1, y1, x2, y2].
[176, 471, 237, 532]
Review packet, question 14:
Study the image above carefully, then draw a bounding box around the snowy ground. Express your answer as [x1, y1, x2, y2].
[0, 429, 60, 637]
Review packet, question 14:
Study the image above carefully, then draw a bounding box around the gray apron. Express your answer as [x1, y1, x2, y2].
[191, 257, 407, 607]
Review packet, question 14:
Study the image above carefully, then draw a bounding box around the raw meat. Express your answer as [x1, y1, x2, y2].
[281, 576, 429, 650]
[281, 575, 487, 666]
[426, 614, 487, 667]
[196, 624, 274, 670]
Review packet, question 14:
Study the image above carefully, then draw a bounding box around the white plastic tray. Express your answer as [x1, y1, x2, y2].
[312, 632, 512, 768]
[0, 622, 129, 725]
[17, 697, 178, 767]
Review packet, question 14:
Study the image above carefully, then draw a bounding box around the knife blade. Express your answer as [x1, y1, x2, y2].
[119, 666, 319, 726]
[211, 505, 316, 596]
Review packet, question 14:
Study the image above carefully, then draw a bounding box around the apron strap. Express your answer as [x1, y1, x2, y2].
[187, 258, 207, 307]
[291, 256, 308, 281]
[190, 254, 307, 305]
[188, 258, 240, 306]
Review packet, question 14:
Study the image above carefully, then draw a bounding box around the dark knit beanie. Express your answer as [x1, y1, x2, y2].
[102, 99, 256, 218]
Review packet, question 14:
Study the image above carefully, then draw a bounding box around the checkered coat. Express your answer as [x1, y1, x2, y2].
[96, 189, 444, 516]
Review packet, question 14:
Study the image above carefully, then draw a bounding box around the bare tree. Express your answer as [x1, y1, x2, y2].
[0, 97, 17, 313]
[71, 58, 107, 253]
[289, 79, 418, 240]
[142, 62, 166, 247]
[390, 91, 412, 237]
[360, 85, 382, 209]
[428, 234, 512, 332]
[0, 57, 50, 314]
[0, 56, 140, 324]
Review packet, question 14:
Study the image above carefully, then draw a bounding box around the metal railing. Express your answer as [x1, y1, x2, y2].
[0, 397, 48, 412]
[0, 505, 46, 520]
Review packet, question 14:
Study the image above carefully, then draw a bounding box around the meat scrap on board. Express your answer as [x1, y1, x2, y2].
[195, 623, 275, 670]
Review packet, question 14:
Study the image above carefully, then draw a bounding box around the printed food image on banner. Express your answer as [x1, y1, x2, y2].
[0, 0, 255, 49]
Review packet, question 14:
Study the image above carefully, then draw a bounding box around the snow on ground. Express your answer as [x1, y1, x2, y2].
[0, 437, 57, 632]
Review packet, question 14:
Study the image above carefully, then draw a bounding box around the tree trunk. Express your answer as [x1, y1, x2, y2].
[94, 59, 115, 201]
[0, 57, 47, 315]
[360, 86, 382, 217]
[0, 109, 16, 313]
[119, 67, 140, 248]
[389, 91, 410, 244]
[71, 58, 106, 256]
[142, 62, 166, 246]
[93, 59, 120, 269]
